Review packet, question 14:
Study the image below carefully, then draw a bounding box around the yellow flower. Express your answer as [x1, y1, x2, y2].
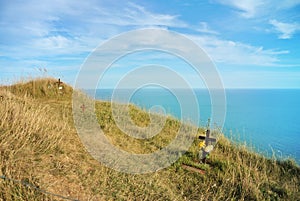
[198, 141, 205, 148]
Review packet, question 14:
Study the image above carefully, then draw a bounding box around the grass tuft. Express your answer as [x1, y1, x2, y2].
[0, 78, 299, 200]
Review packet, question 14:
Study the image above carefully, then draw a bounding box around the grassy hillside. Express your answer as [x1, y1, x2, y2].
[0, 78, 299, 200]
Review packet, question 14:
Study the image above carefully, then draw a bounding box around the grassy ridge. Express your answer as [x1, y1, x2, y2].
[0, 78, 299, 200]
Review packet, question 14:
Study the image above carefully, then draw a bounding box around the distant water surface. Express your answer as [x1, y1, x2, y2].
[88, 88, 300, 164]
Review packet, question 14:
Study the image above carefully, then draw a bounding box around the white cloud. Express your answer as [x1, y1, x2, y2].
[215, 0, 300, 18]
[0, 0, 296, 88]
[122, 3, 187, 27]
[221, 70, 300, 88]
[34, 36, 72, 50]
[83, 2, 187, 28]
[0, 0, 187, 59]
[277, 0, 300, 9]
[197, 22, 219, 35]
[186, 34, 289, 66]
[215, 0, 266, 18]
[269, 19, 300, 39]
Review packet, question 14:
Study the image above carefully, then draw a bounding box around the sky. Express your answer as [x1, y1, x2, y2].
[0, 0, 300, 88]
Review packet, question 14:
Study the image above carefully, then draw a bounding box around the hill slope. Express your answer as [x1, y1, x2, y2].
[0, 78, 299, 200]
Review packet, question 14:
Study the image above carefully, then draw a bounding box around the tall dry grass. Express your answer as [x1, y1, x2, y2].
[0, 88, 69, 200]
[0, 78, 299, 200]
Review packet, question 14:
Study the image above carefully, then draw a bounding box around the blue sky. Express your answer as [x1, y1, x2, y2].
[0, 0, 300, 88]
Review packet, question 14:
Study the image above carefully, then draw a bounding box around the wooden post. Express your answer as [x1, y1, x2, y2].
[199, 119, 216, 145]
[55, 78, 63, 88]
[198, 119, 216, 163]
[55, 78, 64, 96]
[205, 128, 216, 146]
[57, 78, 62, 85]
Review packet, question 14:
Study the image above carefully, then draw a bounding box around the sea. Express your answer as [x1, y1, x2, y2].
[90, 88, 300, 164]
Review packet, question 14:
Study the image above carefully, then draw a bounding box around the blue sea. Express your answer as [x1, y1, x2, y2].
[91, 88, 300, 164]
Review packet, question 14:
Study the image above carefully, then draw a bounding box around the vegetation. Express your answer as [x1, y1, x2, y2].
[0, 78, 299, 200]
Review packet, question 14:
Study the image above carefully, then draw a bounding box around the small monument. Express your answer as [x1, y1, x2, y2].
[55, 78, 64, 94]
[55, 78, 63, 89]
[198, 119, 216, 163]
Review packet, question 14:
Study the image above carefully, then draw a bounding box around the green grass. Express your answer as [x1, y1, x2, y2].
[0, 78, 299, 200]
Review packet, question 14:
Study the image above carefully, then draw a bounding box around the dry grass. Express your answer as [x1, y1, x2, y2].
[0, 78, 299, 200]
